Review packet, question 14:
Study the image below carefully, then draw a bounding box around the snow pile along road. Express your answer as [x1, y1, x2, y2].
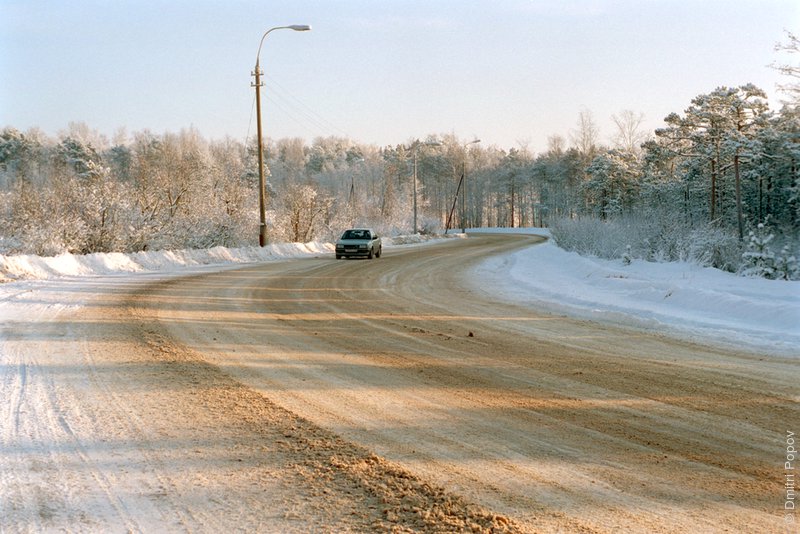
[0, 234, 455, 282]
[470, 228, 800, 356]
[0, 242, 334, 281]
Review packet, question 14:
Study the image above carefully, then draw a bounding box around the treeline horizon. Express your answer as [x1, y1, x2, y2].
[1, 81, 798, 279]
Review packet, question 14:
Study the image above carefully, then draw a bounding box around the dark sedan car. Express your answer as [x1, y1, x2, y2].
[335, 228, 382, 259]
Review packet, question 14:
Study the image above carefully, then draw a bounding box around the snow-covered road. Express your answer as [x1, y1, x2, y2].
[0, 231, 797, 532]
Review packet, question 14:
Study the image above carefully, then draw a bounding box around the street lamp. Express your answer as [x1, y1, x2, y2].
[252, 24, 311, 246]
[462, 139, 480, 232]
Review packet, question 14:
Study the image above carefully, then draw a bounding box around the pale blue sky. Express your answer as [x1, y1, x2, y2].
[2, 0, 798, 151]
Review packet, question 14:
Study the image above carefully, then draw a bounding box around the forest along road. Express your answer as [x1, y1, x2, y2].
[2, 235, 796, 533]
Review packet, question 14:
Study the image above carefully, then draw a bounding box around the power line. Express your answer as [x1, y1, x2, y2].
[263, 92, 328, 139]
[244, 90, 256, 149]
[263, 73, 351, 139]
[244, 72, 351, 153]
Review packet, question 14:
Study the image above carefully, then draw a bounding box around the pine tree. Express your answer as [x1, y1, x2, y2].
[741, 222, 776, 278]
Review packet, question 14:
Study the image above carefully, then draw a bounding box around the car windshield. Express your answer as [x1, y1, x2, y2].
[342, 230, 369, 240]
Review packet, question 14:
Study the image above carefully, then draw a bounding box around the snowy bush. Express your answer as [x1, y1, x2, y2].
[775, 246, 800, 280]
[740, 222, 800, 280]
[550, 215, 745, 272]
[549, 217, 624, 259]
[550, 215, 690, 262]
[621, 245, 633, 265]
[416, 215, 443, 235]
[681, 226, 741, 272]
[551, 214, 800, 280]
[740, 223, 777, 278]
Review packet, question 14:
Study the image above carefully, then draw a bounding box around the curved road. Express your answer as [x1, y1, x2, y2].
[2, 235, 796, 533]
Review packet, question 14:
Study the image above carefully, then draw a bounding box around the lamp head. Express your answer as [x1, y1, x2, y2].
[289, 25, 311, 31]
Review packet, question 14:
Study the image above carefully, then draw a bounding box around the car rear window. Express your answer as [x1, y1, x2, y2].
[343, 230, 369, 239]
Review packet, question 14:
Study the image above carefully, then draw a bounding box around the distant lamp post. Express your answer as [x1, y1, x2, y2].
[445, 139, 480, 234]
[406, 140, 441, 234]
[462, 139, 480, 232]
[349, 157, 365, 215]
[252, 24, 311, 246]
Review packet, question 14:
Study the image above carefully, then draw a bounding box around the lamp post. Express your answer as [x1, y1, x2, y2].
[445, 139, 480, 234]
[461, 139, 480, 232]
[252, 24, 311, 246]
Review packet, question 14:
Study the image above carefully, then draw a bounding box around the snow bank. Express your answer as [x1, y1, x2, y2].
[473, 231, 800, 357]
[0, 242, 333, 281]
[0, 234, 459, 282]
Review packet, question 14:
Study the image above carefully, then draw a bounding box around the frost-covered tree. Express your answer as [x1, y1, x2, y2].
[584, 150, 641, 219]
[52, 134, 105, 180]
[650, 85, 770, 237]
[772, 30, 800, 106]
[570, 109, 600, 160]
[746, 108, 800, 230]
[0, 128, 44, 187]
[611, 110, 649, 154]
[741, 222, 777, 278]
[274, 183, 333, 243]
[550, 85, 794, 276]
[1, 81, 796, 282]
[531, 145, 583, 222]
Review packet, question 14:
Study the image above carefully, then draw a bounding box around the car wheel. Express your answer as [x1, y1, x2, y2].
[336, 254, 342, 260]
[376, 246, 382, 258]
[368, 248, 374, 259]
